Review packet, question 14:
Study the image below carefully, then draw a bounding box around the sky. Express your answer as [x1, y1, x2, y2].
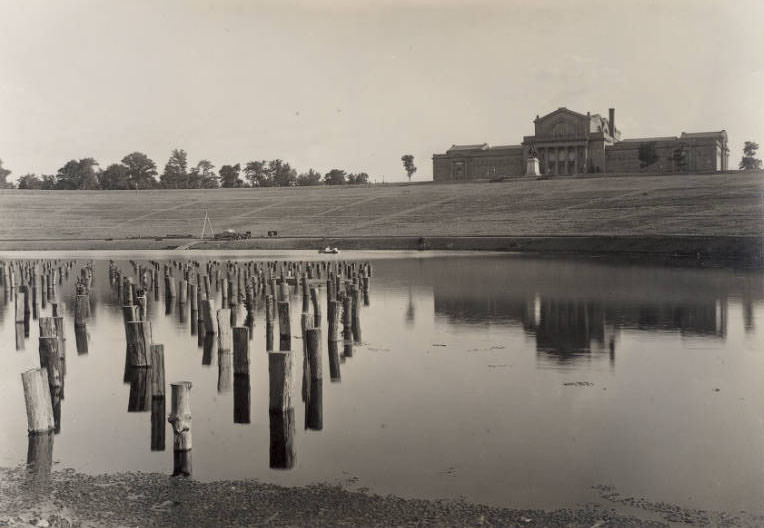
[1, 0, 763, 183]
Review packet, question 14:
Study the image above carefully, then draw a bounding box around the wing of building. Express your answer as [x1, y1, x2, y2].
[432, 107, 729, 182]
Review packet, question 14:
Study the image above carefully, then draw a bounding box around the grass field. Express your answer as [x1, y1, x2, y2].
[1, 172, 763, 241]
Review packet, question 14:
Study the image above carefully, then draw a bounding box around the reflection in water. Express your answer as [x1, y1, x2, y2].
[233, 373, 250, 424]
[26, 432, 54, 486]
[127, 367, 151, 412]
[151, 397, 166, 451]
[305, 379, 323, 431]
[431, 258, 754, 366]
[202, 333, 216, 366]
[74, 324, 89, 355]
[269, 410, 295, 469]
[327, 340, 341, 382]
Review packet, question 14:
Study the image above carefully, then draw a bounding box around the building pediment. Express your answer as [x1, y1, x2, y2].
[534, 107, 590, 138]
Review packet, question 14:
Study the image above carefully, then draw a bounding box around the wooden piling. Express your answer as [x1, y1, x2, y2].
[268, 351, 293, 412]
[126, 321, 152, 367]
[233, 373, 250, 424]
[328, 339, 341, 382]
[277, 301, 290, 343]
[217, 309, 232, 350]
[168, 381, 192, 475]
[21, 369, 55, 433]
[150, 345, 165, 398]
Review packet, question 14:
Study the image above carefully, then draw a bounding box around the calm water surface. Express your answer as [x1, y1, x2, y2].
[0, 251, 762, 513]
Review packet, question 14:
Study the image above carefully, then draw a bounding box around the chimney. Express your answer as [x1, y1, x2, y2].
[609, 108, 615, 138]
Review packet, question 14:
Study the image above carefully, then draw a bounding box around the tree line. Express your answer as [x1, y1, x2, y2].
[0, 149, 402, 190]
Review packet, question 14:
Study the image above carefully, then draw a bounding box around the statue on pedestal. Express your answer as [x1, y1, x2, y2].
[526, 143, 541, 177]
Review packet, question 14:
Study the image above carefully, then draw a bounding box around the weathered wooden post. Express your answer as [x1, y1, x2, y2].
[217, 308, 232, 350]
[342, 295, 352, 342]
[310, 287, 321, 328]
[202, 333, 216, 366]
[126, 321, 152, 367]
[268, 351, 293, 413]
[21, 368, 55, 433]
[72, 294, 89, 327]
[168, 381, 192, 476]
[305, 327, 323, 430]
[234, 371, 250, 424]
[179, 279, 188, 305]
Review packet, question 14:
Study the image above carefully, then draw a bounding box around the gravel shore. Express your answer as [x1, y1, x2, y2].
[2, 467, 760, 528]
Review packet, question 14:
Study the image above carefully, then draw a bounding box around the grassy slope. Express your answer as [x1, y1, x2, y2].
[1, 172, 762, 240]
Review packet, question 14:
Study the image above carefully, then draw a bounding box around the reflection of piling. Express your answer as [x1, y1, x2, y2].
[306, 376, 323, 431]
[327, 300, 338, 342]
[26, 431, 54, 485]
[168, 381, 192, 476]
[74, 324, 88, 355]
[127, 367, 151, 412]
[234, 374, 250, 424]
[351, 286, 361, 343]
[269, 409, 295, 469]
[342, 296, 352, 342]
[328, 340, 341, 382]
[21, 369, 55, 433]
[151, 396, 166, 451]
[201, 300, 216, 334]
[278, 301, 290, 348]
[202, 333, 216, 366]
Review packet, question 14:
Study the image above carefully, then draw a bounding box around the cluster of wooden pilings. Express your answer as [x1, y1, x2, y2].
[2, 259, 92, 479]
[105, 257, 372, 474]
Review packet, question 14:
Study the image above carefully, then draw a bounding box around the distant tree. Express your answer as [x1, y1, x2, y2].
[122, 152, 158, 189]
[739, 141, 762, 170]
[17, 173, 42, 190]
[638, 142, 659, 168]
[161, 149, 188, 188]
[40, 174, 57, 190]
[324, 169, 347, 185]
[219, 163, 243, 188]
[347, 172, 369, 185]
[244, 160, 269, 187]
[189, 160, 218, 188]
[401, 154, 416, 182]
[267, 159, 297, 187]
[99, 163, 131, 190]
[0, 159, 13, 188]
[296, 169, 322, 186]
[56, 158, 100, 189]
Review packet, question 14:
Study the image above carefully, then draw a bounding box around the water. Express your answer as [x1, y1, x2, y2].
[0, 251, 762, 514]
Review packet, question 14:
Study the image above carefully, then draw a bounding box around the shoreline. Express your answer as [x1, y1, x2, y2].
[0, 235, 761, 265]
[2, 466, 758, 527]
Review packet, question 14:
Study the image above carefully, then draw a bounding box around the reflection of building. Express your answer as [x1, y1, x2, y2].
[432, 107, 729, 181]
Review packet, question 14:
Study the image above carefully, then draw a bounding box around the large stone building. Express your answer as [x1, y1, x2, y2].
[432, 107, 729, 182]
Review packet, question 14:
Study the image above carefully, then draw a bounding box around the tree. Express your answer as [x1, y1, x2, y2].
[122, 152, 158, 189]
[266, 159, 297, 187]
[739, 141, 762, 170]
[0, 159, 13, 188]
[17, 174, 42, 190]
[40, 174, 57, 190]
[296, 169, 322, 186]
[638, 142, 659, 168]
[401, 154, 416, 182]
[347, 172, 369, 185]
[219, 163, 243, 188]
[161, 149, 188, 188]
[242, 160, 266, 187]
[189, 160, 218, 188]
[323, 169, 346, 185]
[56, 158, 100, 189]
[99, 163, 131, 190]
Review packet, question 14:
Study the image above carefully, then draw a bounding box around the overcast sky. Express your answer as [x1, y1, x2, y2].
[1, 0, 762, 182]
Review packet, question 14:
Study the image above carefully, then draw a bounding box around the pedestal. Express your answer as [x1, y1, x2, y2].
[526, 156, 541, 177]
